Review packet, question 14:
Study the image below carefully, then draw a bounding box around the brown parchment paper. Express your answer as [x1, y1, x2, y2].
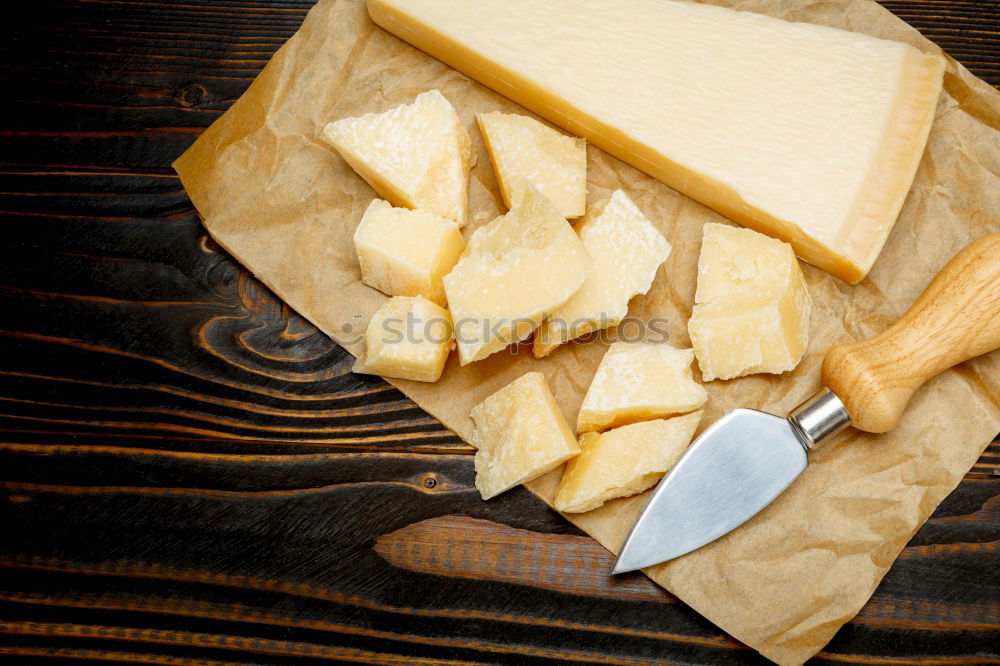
[173, 0, 1000, 663]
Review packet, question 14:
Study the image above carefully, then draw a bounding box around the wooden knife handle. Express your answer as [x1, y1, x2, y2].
[822, 232, 1000, 433]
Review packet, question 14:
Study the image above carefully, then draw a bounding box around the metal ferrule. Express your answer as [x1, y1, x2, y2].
[788, 388, 851, 451]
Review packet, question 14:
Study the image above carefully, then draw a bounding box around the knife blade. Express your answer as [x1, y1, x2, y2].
[612, 232, 1000, 575]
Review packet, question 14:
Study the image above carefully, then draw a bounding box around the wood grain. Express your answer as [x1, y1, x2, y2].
[1, 0, 998, 664]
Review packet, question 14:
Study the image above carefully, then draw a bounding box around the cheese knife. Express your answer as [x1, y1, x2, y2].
[612, 232, 1000, 574]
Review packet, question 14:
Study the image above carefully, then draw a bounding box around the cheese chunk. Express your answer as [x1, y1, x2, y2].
[477, 111, 586, 218]
[533, 190, 670, 357]
[555, 412, 703, 514]
[443, 184, 591, 365]
[688, 223, 811, 381]
[353, 296, 454, 383]
[577, 342, 707, 433]
[471, 372, 581, 500]
[367, 0, 945, 283]
[322, 90, 475, 226]
[354, 199, 465, 305]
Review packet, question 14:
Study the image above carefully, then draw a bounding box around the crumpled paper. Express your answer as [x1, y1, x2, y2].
[173, 0, 1000, 663]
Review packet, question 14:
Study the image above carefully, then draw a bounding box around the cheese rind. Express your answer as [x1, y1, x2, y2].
[443, 183, 591, 365]
[470, 372, 581, 500]
[367, 0, 945, 282]
[353, 295, 454, 383]
[533, 190, 670, 357]
[555, 412, 703, 513]
[353, 199, 465, 305]
[577, 342, 707, 433]
[688, 223, 811, 381]
[477, 111, 587, 218]
[322, 90, 475, 226]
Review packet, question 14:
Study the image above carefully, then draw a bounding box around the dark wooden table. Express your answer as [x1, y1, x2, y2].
[2, 1, 998, 664]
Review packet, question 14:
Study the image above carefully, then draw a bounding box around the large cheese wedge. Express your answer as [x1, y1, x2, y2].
[477, 111, 587, 218]
[688, 224, 811, 380]
[555, 412, 703, 514]
[471, 372, 581, 500]
[367, 0, 946, 283]
[322, 90, 475, 226]
[353, 295, 454, 383]
[354, 199, 465, 305]
[443, 183, 591, 365]
[577, 342, 707, 433]
[533, 190, 670, 358]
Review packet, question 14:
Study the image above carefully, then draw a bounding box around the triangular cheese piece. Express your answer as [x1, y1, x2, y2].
[577, 342, 707, 433]
[477, 111, 586, 218]
[555, 412, 703, 514]
[323, 90, 474, 226]
[471, 372, 581, 500]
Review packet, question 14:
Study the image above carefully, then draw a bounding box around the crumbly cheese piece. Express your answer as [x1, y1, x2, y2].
[533, 190, 670, 357]
[470, 372, 581, 500]
[353, 199, 465, 305]
[577, 342, 707, 433]
[443, 184, 591, 365]
[353, 296, 454, 383]
[477, 111, 587, 218]
[367, 0, 945, 283]
[555, 412, 703, 513]
[322, 90, 475, 226]
[694, 222, 801, 304]
[688, 223, 811, 381]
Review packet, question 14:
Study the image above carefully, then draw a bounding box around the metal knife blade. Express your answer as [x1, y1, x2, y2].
[611, 407, 810, 574]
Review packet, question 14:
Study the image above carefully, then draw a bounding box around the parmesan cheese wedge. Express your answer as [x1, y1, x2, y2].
[577, 342, 707, 433]
[555, 412, 703, 514]
[353, 295, 454, 383]
[471, 372, 581, 500]
[353, 199, 465, 306]
[533, 190, 670, 358]
[322, 90, 475, 226]
[688, 223, 811, 380]
[477, 111, 587, 218]
[443, 183, 591, 365]
[367, 0, 946, 283]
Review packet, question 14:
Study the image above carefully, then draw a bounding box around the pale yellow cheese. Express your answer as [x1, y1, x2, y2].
[322, 90, 475, 226]
[477, 111, 587, 218]
[443, 183, 591, 365]
[533, 190, 670, 357]
[694, 222, 797, 304]
[470, 372, 581, 500]
[555, 412, 703, 514]
[577, 342, 707, 433]
[354, 199, 465, 305]
[353, 295, 454, 383]
[367, 0, 945, 283]
[688, 223, 811, 381]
